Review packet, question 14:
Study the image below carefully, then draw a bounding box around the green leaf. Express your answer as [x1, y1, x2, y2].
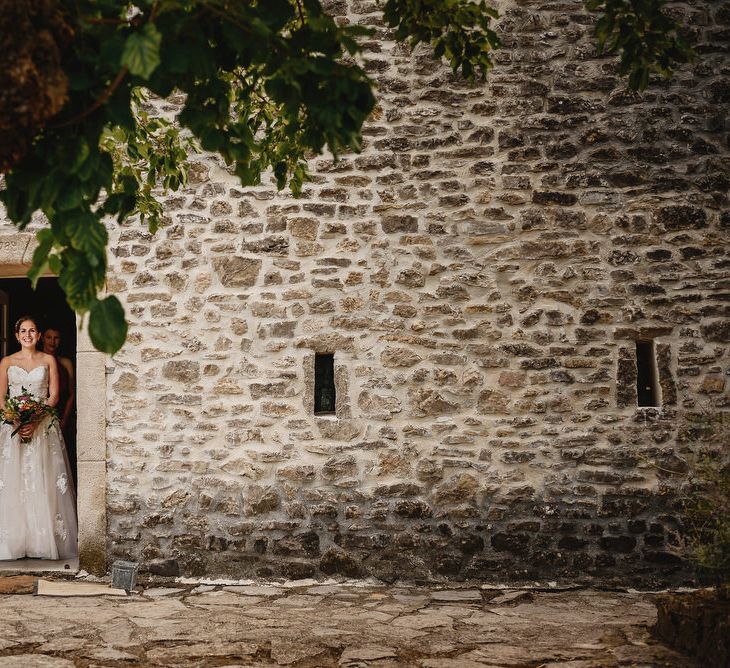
[586, 0, 695, 91]
[70, 214, 109, 261]
[76, 152, 99, 183]
[58, 250, 103, 312]
[89, 296, 128, 355]
[69, 139, 90, 174]
[28, 229, 54, 288]
[122, 23, 162, 79]
[260, 0, 294, 30]
[106, 92, 136, 129]
[56, 185, 83, 212]
[48, 254, 62, 275]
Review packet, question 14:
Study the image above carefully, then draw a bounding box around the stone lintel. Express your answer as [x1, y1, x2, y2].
[613, 327, 674, 341]
[0, 233, 34, 277]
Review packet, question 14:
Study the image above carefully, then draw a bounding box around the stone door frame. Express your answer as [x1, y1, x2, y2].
[0, 233, 107, 574]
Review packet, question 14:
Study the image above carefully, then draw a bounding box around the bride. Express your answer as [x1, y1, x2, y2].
[0, 316, 78, 560]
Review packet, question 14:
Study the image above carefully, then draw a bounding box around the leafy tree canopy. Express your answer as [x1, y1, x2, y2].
[0, 0, 693, 353]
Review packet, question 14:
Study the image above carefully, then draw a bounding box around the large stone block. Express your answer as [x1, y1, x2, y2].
[162, 360, 201, 383]
[477, 388, 510, 414]
[381, 215, 418, 233]
[433, 474, 479, 505]
[357, 390, 401, 415]
[212, 256, 262, 287]
[381, 346, 422, 367]
[654, 205, 707, 231]
[409, 389, 458, 416]
[701, 320, 730, 343]
[289, 217, 319, 239]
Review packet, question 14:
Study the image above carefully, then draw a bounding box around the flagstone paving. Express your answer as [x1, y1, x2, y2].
[0, 580, 696, 667]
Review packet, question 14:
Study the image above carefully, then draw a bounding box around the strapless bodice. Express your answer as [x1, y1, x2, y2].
[7, 365, 49, 400]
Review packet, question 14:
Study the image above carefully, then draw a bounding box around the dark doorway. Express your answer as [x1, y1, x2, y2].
[0, 277, 77, 485]
[0, 278, 75, 357]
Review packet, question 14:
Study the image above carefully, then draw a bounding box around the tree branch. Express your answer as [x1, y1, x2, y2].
[50, 67, 129, 129]
[81, 16, 138, 25]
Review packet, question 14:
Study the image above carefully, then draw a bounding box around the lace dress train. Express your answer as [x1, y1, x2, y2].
[0, 365, 78, 560]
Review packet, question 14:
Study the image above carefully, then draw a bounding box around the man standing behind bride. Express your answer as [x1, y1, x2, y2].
[41, 325, 76, 486]
[0, 316, 78, 561]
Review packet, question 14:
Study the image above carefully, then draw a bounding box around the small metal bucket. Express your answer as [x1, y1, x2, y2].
[111, 560, 139, 591]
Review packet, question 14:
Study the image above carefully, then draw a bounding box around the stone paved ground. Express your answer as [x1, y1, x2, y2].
[0, 580, 696, 667]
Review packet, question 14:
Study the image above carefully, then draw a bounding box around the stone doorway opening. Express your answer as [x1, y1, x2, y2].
[0, 277, 77, 480]
[0, 233, 107, 575]
[0, 276, 78, 572]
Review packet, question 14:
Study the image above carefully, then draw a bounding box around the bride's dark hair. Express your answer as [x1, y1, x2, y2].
[14, 315, 42, 334]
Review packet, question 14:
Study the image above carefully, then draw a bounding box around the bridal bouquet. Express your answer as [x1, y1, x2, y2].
[3, 388, 57, 444]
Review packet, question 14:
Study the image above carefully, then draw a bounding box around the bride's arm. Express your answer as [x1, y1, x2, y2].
[45, 354, 60, 408]
[0, 359, 19, 432]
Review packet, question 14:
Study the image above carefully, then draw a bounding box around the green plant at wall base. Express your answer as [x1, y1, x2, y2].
[0, 0, 694, 354]
[680, 412, 730, 583]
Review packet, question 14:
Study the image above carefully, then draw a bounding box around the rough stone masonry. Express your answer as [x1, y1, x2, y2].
[15, 0, 730, 584]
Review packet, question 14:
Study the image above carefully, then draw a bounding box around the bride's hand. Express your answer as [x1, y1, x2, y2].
[19, 422, 36, 439]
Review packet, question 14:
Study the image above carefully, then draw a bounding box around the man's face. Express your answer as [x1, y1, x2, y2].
[43, 329, 61, 354]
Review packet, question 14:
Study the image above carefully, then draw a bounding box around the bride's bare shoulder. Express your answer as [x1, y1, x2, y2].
[0, 355, 18, 373]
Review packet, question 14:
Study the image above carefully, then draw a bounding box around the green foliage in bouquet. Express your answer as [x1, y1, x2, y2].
[3, 386, 59, 444]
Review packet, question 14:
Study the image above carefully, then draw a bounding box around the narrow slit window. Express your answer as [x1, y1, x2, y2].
[636, 341, 659, 407]
[314, 353, 336, 414]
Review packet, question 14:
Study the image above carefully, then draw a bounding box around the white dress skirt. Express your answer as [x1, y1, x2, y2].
[0, 365, 78, 560]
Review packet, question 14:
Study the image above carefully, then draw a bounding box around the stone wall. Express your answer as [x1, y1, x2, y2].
[80, 0, 730, 583]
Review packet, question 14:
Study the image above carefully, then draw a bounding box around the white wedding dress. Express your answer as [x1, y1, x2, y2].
[0, 365, 78, 560]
